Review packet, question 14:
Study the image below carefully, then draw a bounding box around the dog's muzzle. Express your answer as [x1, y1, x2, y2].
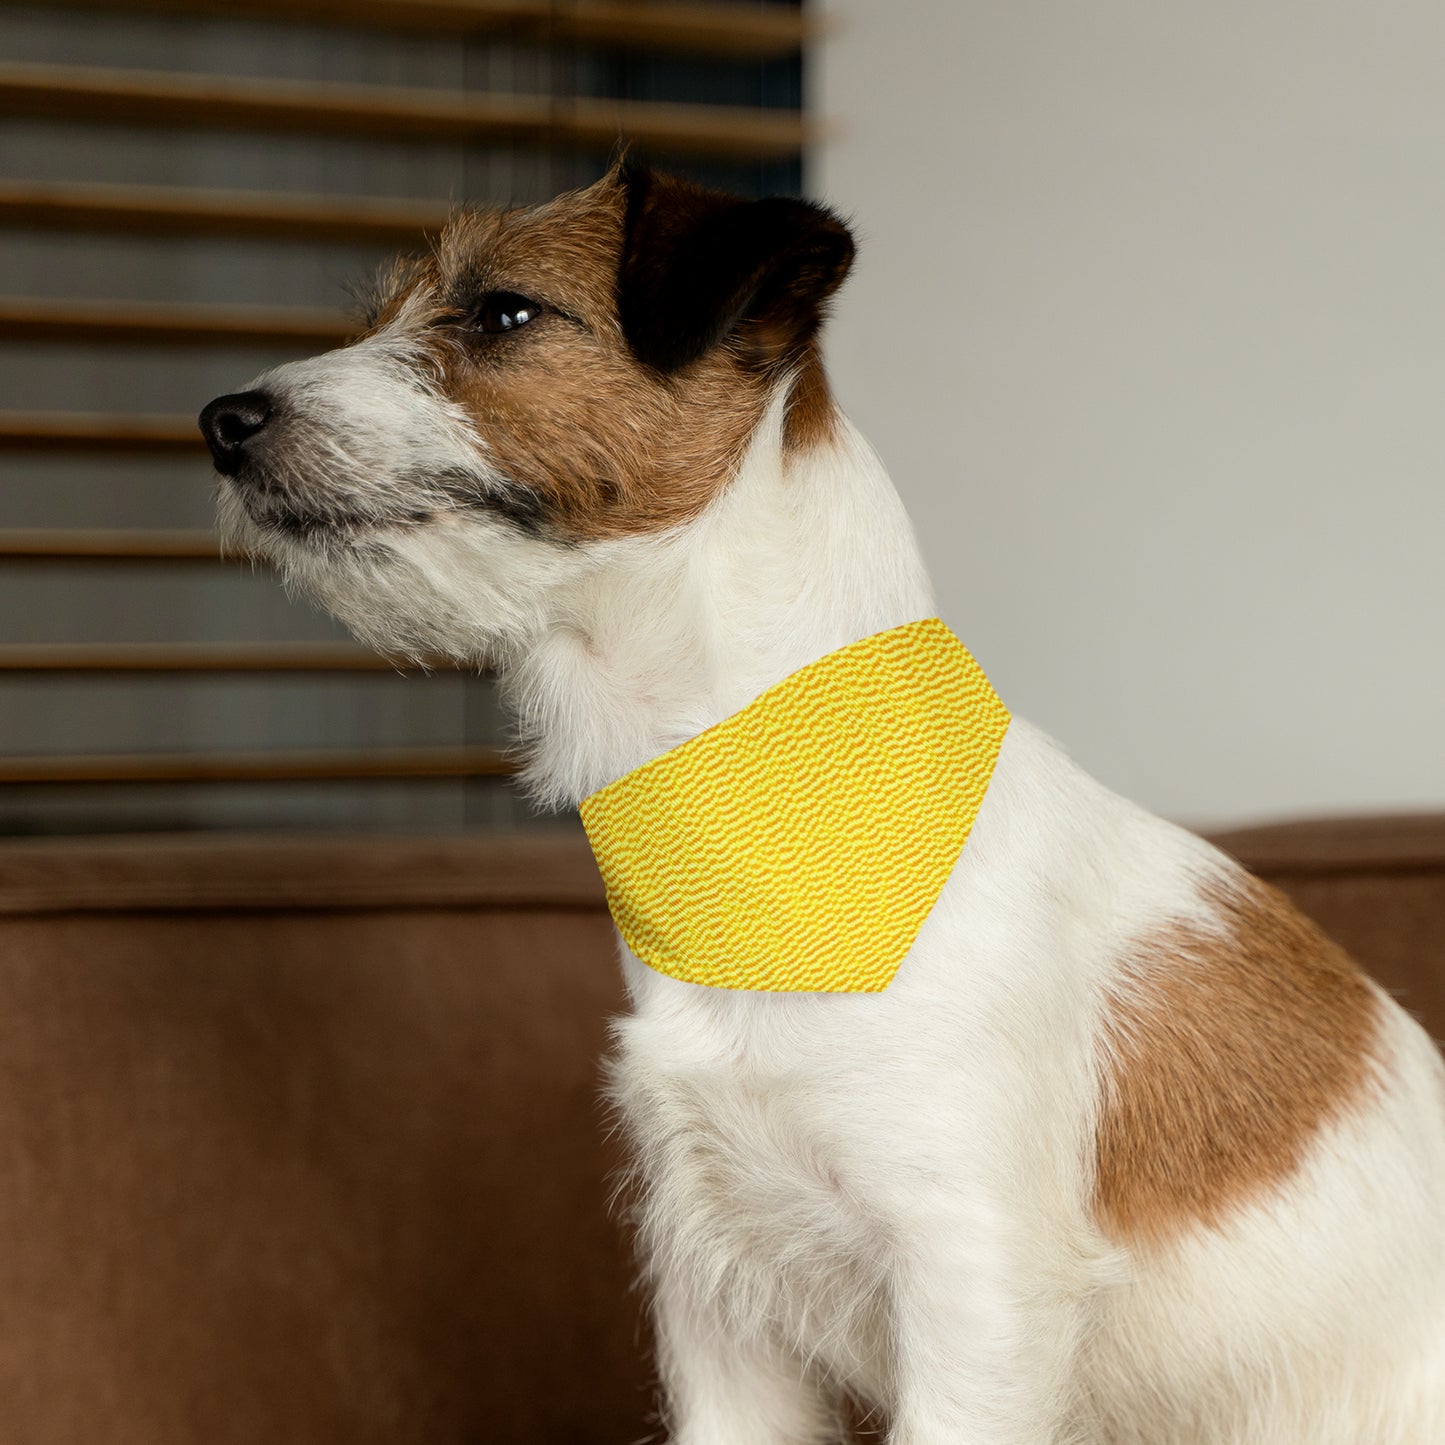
[199, 390, 274, 476]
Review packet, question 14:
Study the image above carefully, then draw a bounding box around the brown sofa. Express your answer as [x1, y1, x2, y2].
[0, 817, 1441, 1443]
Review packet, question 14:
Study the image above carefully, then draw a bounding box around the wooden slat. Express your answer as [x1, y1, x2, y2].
[0, 833, 608, 916]
[543, 0, 810, 57]
[0, 412, 202, 452]
[0, 62, 811, 162]
[0, 528, 228, 561]
[0, 296, 353, 348]
[0, 643, 425, 672]
[0, 744, 513, 783]
[0, 0, 810, 58]
[0, 180, 449, 245]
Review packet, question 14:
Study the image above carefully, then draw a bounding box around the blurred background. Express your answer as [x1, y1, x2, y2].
[0, 0, 802, 837]
[2, 9, 1444, 1441]
[2, 0, 1442, 839]
[820, 1, 1445, 828]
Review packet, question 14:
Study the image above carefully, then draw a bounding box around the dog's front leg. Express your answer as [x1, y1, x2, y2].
[653, 1274, 844, 1445]
[882, 1202, 1092, 1445]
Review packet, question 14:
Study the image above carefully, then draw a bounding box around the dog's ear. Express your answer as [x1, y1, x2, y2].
[617, 162, 855, 374]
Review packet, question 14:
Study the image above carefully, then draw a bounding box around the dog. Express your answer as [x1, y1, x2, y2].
[200, 162, 1445, 1444]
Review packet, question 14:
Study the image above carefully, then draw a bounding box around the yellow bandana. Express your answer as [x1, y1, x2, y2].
[579, 618, 1009, 992]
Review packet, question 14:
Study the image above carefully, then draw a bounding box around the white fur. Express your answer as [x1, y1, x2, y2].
[220, 348, 1445, 1444]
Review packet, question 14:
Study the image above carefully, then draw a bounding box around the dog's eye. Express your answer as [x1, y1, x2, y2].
[472, 291, 543, 334]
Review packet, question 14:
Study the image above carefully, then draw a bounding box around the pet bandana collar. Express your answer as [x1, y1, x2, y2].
[579, 618, 1010, 993]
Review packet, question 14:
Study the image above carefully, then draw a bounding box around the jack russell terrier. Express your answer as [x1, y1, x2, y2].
[200, 162, 1445, 1444]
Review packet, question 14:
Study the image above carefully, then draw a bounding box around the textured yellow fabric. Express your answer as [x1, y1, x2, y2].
[579, 619, 1010, 992]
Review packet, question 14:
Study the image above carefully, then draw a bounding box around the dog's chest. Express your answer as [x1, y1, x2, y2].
[611, 1002, 891, 1387]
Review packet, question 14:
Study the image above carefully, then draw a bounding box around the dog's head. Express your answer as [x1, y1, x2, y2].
[200, 163, 854, 662]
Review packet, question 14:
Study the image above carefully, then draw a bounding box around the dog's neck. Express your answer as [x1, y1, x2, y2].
[501, 394, 936, 810]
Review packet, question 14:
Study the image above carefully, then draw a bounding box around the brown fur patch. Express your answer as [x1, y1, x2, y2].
[365, 172, 843, 542]
[1093, 872, 1382, 1247]
[782, 343, 840, 454]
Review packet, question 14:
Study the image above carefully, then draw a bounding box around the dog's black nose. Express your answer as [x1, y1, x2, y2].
[199, 390, 273, 475]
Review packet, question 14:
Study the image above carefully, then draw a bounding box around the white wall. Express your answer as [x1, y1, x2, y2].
[813, 1, 1445, 828]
